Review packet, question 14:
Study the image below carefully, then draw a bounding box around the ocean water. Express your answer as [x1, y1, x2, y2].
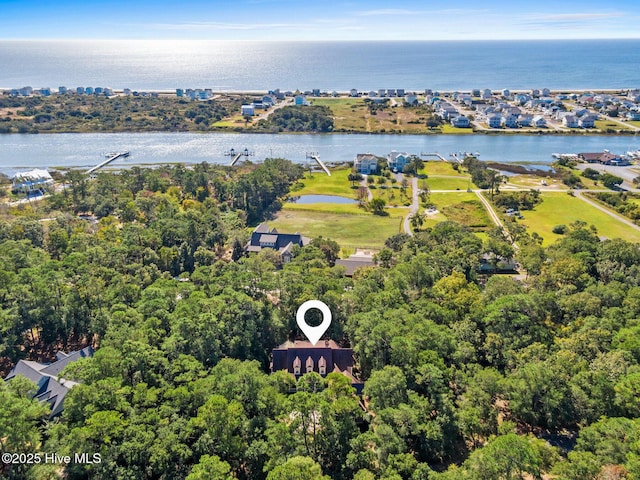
[1, 39, 640, 91]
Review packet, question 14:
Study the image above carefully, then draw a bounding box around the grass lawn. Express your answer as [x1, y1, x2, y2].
[310, 97, 434, 133]
[595, 120, 634, 132]
[371, 186, 412, 207]
[441, 125, 475, 134]
[504, 175, 563, 189]
[211, 114, 248, 127]
[425, 176, 472, 191]
[518, 192, 640, 246]
[271, 204, 408, 249]
[419, 161, 469, 177]
[422, 192, 492, 231]
[291, 168, 358, 197]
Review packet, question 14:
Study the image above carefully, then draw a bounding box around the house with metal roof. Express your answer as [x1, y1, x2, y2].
[245, 223, 310, 263]
[4, 347, 94, 418]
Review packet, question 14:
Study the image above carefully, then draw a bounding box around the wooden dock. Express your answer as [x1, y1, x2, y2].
[86, 152, 129, 174]
[306, 152, 331, 176]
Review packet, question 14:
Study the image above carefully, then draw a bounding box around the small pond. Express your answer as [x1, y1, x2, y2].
[288, 195, 358, 204]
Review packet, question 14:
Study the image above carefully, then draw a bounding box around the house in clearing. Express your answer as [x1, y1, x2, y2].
[354, 153, 379, 174]
[245, 223, 310, 263]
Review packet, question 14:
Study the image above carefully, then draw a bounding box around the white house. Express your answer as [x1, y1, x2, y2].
[579, 116, 596, 128]
[241, 105, 255, 116]
[11, 169, 54, 194]
[562, 115, 579, 128]
[349, 89, 359, 97]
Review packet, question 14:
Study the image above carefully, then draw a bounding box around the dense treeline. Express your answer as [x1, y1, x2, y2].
[257, 105, 334, 132]
[1, 162, 640, 479]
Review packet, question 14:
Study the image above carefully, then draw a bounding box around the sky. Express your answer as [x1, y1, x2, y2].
[1, 0, 639, 41]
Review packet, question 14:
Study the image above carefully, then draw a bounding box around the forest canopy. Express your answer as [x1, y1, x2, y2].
[1, 160, 640, 480]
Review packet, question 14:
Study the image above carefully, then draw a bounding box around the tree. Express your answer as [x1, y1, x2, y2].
[267, 456, 330, 480]
[186, 455, 235, 480]
[600, 173, 624, 190]
[364, 366, 408, 411]
[368, 198, 387, 216]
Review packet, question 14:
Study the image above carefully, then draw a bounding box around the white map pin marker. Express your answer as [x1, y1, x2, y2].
[296, 300, 332, 346]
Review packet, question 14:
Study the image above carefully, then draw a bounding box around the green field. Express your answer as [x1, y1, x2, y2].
[291, 169, 358, 197]
[371, 185, 412, 206]
[518, 192, 640, 245]
[420, 161, 469, 176]
[422, 192, 492, 231]
[271, 204, 408, 250]
[595, 120, 634, 132]
[425, 176, 472, 191]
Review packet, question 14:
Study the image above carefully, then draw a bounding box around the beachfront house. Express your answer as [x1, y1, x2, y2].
[350, 89, 359, 97]
[404, 94, 418, 106]
[354, 153, 379, 174]
[387, 151, 411, 172]
[294, 95, 309, 106]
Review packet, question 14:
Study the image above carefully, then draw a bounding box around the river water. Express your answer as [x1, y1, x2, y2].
[1, 132, 639, 175]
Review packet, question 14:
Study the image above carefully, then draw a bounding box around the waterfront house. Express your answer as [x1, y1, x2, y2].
[487, 114, 503, 128]
[11, 169, 54, 195]
[387, 89, 396, 97]
[532, 116, 547, 128]
[531, 89, 540, 98]
[4, 347, 94, 418]
[451, 115, 471, 128]
[578, 152, 603, 163]
[397, 89, 405, 97]
[378, 89, 386, 97]
[294, 95, 308, 106]
[542, 88, 551, 97]
[241, 105, 255, 116]
[517, 114, 533, 127]
[245, 223, 310, 263]
[579, 115, 596, 128]
[349, 89, 358, 97]
[58, 86, 67, 94]
[354, 153, 379, 174]
[482, 89, 493, 100]
[562, 115, 579, 128]
[387, 151, 411, 172]
[502, 89, 511, 98]
[503, 114, 519, 128]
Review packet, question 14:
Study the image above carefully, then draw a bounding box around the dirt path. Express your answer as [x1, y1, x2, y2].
[574, 191, 640, 232]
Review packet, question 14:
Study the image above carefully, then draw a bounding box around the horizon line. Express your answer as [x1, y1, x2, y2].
[2, 37, 640, 42]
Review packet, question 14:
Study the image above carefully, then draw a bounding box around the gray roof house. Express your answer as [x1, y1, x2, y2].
[4, 346, 94, 418]
[245, 223, 311, 263]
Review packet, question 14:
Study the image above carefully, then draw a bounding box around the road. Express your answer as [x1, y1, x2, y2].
[403, 177, 419, 235]
[573, 190, 640, 232]
[474, 190, 503, 229]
